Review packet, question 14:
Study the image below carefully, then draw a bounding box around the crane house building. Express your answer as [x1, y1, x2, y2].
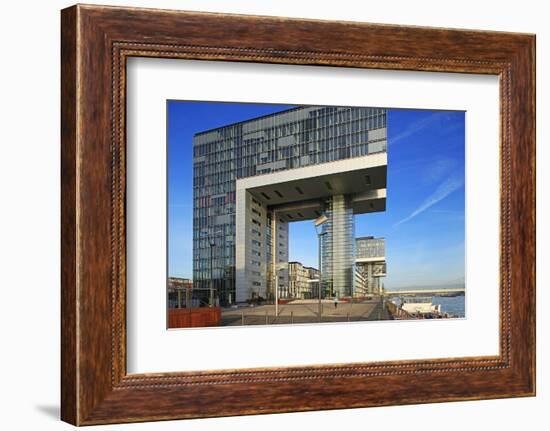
[191, 106, 388, 305]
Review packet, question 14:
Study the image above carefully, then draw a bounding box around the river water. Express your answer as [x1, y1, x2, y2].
[431, 295, 465, 318]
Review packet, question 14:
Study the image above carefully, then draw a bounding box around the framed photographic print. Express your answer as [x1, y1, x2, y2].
[61, 4, 535, 425]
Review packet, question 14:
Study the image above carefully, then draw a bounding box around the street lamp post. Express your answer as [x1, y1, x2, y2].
[316, 232, 328, 321]
[275, 264, 279, 317]
[202, 229, 222, 308]
[209, 237, 214, 307]
[314, 214, 328, 321]
[317, 234, 322, 320]
[271, 212, 279, 317]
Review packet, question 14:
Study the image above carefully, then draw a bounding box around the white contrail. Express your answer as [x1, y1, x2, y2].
[390, 112, 441, 146]
[394, 175, 463, 227]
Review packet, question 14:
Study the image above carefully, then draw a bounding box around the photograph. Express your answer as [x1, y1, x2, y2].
[167, 102, 466, 328]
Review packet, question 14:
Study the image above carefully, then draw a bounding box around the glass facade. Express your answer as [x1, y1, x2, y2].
[355, 237, 387, 295]
[288, 262, 320, 299]
[192, 106, 387, 305]
[320, 195, 355, 297]
[356, 236, 385, 259]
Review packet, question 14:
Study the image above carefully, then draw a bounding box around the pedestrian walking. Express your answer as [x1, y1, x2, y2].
[334, 297, 338, 309]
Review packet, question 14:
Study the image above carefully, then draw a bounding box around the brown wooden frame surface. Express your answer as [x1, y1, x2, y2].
[61, 4, 536, 426]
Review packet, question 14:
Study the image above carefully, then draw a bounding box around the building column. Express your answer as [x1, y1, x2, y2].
[322, 194, 354, 298]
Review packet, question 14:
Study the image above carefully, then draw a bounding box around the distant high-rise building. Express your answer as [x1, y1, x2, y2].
[355, 236, 386, 295]
[167, 277, 193, 308]
[191, 106, 387, 305]
[288, 261, 320, 299]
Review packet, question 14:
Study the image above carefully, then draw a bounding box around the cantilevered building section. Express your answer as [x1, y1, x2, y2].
[192, 106, 387, 305]
[355, 237, 387, 296]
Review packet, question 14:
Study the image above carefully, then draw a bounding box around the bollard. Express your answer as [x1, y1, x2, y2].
[241, 311, 245, 326]
[265, 310, 269, 325]
[290, 311, 293, 324]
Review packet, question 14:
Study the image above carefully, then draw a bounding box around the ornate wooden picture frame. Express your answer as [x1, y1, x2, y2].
[61, 4, 535, 425]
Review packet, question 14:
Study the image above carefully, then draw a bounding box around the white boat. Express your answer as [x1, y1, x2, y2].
[400, 296, 442, 318]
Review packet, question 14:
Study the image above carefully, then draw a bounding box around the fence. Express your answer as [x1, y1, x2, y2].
[168, 307, 221, 328]
[385, 300, 412, 319]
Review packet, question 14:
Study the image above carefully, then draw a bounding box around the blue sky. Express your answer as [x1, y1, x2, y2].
[168, 101, 465, 289]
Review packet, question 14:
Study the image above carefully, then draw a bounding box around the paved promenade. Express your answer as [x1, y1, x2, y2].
[220, 297, 391, 326]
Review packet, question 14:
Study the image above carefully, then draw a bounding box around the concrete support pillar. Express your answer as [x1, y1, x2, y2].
[322, 194, 355, 298]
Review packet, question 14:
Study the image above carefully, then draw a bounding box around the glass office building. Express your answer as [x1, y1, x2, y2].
[355, 236, 387, 295]
[192, 106, 387, 305]
[320, 194, 356, 297]
[288, 261, 320, 299]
